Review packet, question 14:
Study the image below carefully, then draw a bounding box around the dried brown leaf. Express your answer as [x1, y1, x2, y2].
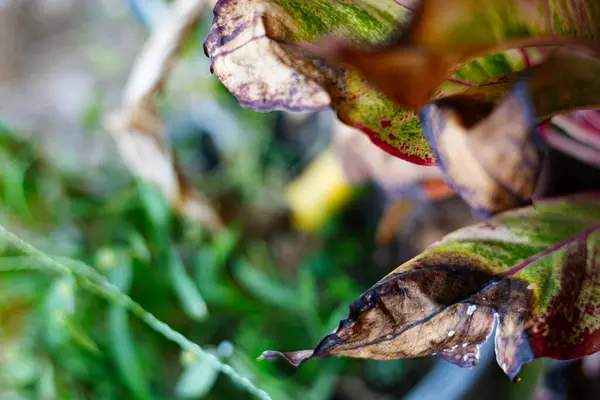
[106, 0, 223, 233]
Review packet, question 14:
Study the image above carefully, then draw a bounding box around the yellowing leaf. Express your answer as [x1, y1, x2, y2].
[107, 0, 223, 232]
[285, 150, 355, 233]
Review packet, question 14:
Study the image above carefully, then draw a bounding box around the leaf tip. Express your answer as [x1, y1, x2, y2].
[258, 350, 314, 367]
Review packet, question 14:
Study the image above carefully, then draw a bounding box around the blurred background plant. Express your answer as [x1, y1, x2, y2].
[0, 1, 565, 399]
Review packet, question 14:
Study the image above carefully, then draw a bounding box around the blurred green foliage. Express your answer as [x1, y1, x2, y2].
[0, 107, 394, 400]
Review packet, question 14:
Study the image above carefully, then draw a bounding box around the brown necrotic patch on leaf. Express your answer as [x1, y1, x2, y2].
[420, 80, 540, 217]
[204, 0, 334, 112]
[261, 263, 524, 373]
[419, 50, 600, 216]
[204, 0, 439, 164]
[260, 195, 600, 380]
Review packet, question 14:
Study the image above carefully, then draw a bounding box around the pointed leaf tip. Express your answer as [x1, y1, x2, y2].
[258, 350, 314, 367]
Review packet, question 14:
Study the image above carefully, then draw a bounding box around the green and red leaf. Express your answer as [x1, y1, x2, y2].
[205, 0, 600, 165]
[260, 194, 600, 380]
[204, 0, 434, 164]
[541, 110, 600, 168]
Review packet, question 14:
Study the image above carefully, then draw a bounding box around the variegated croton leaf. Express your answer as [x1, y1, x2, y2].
[204, 0, 539, 165]
[205, 0, 600, 215]
[205, 0, 600, 166]
[260, 194, 600, 380]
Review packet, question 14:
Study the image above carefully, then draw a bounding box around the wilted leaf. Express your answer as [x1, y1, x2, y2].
[107, 0, 223, 232]
[420, 50, 600, 215]
[261, 194, 600, 380]
[205, 0, 599, 164]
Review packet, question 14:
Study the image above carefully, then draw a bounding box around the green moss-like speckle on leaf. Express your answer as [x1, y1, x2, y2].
[477, 53, 515, 76]
[498, 218, 587, 243]
[340, 70, 433, 162]
[270, 0, 398, 42]
[524, 200, 600, 220]
[453, 53, 517, 84]
[275, 1, 328, 39]
[433, 241, 546, 273]
[453, 61, 493, 83]
[514, 252, 560, 310]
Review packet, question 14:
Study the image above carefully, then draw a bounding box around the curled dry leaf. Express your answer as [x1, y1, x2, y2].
[261, 194, 600, 380]
[205, 0, 542, 165]
[107, 0, 223, 233]
[420, 50, 600, 216]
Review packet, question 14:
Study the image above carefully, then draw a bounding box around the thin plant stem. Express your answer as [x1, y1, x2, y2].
[0, 223, 272, 400]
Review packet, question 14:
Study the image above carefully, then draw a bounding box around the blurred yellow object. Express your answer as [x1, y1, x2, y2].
[285, 150, 356, 233]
